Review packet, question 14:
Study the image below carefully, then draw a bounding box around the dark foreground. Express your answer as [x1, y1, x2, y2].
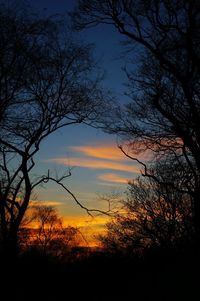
[1, 248, 199, 301]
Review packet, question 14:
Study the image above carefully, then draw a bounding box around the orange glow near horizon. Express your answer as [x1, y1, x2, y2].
[39, 142, 144, 246]
[26, 201, 109, 247]
[62, 209, 126, 247]
[26, 212, 108, 247]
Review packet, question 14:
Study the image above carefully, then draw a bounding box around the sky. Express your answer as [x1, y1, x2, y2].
[6, 0, 140, 244]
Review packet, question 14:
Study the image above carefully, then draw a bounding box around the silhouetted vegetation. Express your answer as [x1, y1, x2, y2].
[0, 1, 199, 300]
[72, 0, 200, 248]
[19, 204, 86, 260]
[0, 1, 109, 256]
[99, 160, 194, 254]
[1, 236, 198, 301]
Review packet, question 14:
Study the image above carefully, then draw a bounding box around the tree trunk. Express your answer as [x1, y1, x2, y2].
[0, 229, 19, 260]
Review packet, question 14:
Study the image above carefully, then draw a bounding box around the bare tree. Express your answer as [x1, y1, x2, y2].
[19, 204, 84, 258]
[99, 161, 193, 254]
[0, 2, 109, 256]
[30, 205, 82, 257]
[31, 205, 63, 255]
[72, 0, 200, 245]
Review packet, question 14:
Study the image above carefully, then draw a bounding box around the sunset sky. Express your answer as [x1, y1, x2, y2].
[0, 2, 196, 299]
[21, 0, 139, 243]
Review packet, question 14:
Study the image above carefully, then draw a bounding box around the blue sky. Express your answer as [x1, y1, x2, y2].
[12, 0, 139, 233]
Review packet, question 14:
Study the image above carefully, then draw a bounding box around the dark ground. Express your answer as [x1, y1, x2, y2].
[1, 248, 199, 301]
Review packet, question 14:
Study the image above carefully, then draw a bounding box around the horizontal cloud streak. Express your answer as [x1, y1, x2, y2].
[48, 157, 139, 173]
[30, 200, 63, 207]
[70, 144, 126, 161]
[98, 173, 129, 183]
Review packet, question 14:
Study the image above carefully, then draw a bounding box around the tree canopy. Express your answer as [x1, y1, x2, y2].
[0, 2, 108, 255]
[72, 0, 200, 246]
[99, 160, 193, 253]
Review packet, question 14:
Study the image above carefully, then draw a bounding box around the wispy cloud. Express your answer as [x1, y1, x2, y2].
[63, 214, 108, 227]
[49, 157, 139, 173]
[30, 200, 63, 207]
[98, 173, 129, 184]
[70, 144, 127, 161]
[70, 142, 152, 162]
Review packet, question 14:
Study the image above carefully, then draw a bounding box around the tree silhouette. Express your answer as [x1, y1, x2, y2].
[99, 160, 193, 254]
[0, 2, 108, 256]
[25, 205, 82, 258]
[18, 204, 87, 260]
[30, 205, 63, 256]
[72, 0, 200, 246]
